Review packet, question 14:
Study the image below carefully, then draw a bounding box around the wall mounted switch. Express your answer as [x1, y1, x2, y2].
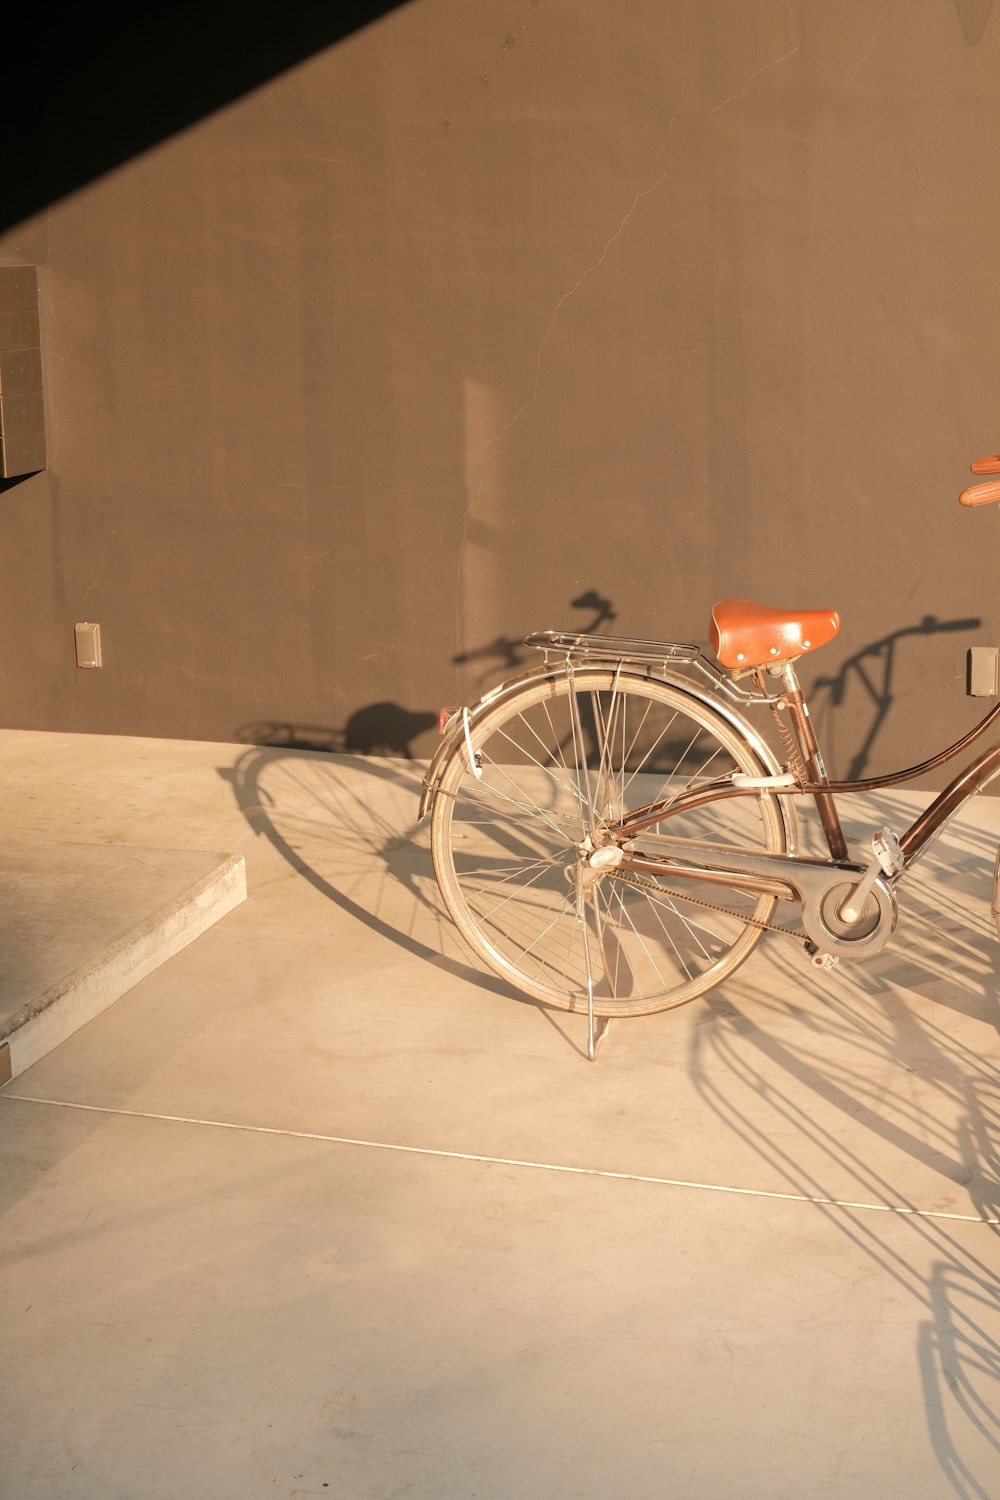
[967, 646, 998, 697]
[75, 622, 102, 668]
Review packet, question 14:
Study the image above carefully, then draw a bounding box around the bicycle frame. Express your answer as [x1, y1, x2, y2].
[613, 657, 1000, 877]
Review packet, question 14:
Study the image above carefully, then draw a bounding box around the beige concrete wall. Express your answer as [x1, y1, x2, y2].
[1, 0, 999, 779]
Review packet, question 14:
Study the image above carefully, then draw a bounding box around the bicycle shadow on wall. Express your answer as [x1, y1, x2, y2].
[453, 589, 617, 691]
[236, 703, 439, 760]
[808, 614, 981, 780]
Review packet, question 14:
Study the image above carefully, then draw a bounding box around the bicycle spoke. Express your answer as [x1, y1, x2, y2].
[566, 674, 595, 832]
[608, 881, 625, 998]
[452, 852, 570, 883]
[589, 681, 619, 819]
[508, 709, 588, 810]
[489, 897, 581, 971]
[463, 858, 565, 923]
[471, 758, 582, 843]
[620, 705, 682, 800]
[597, 879, 633, 1000]
[491, 721, 585, 811]
[540, 699, 577, 783]
[609, 879, 682, 988]
[638, 882, 717, 963]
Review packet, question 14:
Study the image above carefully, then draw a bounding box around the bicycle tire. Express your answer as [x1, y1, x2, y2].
[431, 668, 790, 1016]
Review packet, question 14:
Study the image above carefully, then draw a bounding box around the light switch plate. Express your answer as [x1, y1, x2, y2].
[967, 646, 998, 697]
[75, 622, 102, 669]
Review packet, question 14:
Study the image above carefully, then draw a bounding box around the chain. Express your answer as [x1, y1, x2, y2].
[611, 867, 809, 945]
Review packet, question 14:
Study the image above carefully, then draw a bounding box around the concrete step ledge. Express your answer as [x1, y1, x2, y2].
[0, 850, 247, 1082]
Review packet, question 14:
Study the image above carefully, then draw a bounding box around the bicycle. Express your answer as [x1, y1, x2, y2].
[420, 456, 1000, 1057]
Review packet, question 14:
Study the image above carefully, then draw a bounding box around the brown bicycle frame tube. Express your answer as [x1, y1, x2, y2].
[898, 739, 1000, 858]
[779, 671, 849, 860]
[615, 695, 1000, 868]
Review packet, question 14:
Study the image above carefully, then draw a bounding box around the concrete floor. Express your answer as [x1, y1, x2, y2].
[1, 728, 998, 1499]
[0, 839, 245, 1078]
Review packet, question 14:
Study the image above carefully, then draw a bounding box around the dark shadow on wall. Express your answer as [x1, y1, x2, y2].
[236, 591, 619, 762]
[454, 589, 616, 689]
[1, 2, 413, 230]
[809, 615, 981, 780]
[236, 605, 980, 777]
[236, 704, 438, 759]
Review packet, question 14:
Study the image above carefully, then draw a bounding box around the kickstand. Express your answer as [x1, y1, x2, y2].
[587, 1010, 611, 1061]
[577, 865, 611, 1062]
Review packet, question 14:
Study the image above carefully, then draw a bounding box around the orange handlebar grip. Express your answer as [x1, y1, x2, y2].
[971, 455, 1000, 475]
[960, 479, 1000, 506]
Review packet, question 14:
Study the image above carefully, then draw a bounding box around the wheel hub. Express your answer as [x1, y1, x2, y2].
[588, 844, 624, 870]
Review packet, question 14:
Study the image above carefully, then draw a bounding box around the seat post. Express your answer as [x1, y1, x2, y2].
[779, 662, 849, 861]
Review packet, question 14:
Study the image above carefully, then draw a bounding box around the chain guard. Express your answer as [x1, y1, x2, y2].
[612, 864, 897, 959]
[611, 868, 809, 945]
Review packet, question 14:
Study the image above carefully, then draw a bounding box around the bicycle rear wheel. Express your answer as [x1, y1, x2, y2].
[431, 669, 789, 1015]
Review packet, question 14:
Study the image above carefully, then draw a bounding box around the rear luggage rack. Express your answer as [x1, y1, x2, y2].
[525, 630, 702, 665]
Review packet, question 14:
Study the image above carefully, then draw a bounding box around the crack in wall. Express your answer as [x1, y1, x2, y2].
[845, 1, 892, 90]
[481, 43, 800, 456]
[454, 42, 801, 656]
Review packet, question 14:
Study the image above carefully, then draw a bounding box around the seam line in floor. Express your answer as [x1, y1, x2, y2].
[4, 1091, 996, 1226]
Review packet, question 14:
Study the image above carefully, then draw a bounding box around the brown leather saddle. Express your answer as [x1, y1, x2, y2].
[709, 599, 840, 671]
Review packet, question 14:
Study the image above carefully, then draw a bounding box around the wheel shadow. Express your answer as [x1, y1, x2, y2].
[221, 742, 504, 987]
[219, 738, 601, 1058]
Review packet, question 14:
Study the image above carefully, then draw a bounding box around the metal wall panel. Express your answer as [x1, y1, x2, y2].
[0, 267, 45, 478]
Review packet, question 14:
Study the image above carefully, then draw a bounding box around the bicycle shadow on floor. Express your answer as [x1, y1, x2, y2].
[674, 787, 1000, 1499]
[220, 735, 597, 1054]
[223, 742, 1000, 1487]
[687, 967, 1000, 1499]
[804, 788, 1000, 1022]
